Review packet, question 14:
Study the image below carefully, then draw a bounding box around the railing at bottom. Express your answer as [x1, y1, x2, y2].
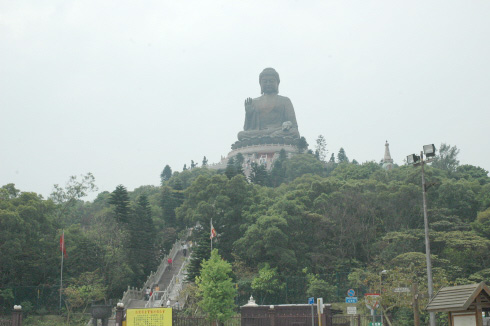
[170, 314, 391, 326]
[331, 315, 391, 326]
[173, 315, 241, 326]
[0, 318, 12, 326]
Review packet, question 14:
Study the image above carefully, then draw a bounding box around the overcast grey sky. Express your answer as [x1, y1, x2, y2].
[2, 0, 490, 200]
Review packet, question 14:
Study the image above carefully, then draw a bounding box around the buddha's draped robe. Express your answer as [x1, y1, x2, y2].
[238, 94, 299, 141]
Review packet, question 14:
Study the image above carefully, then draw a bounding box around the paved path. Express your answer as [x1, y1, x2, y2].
[126, 249, 188, 309]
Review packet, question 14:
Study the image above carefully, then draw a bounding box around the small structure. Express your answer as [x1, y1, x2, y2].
[90, 304, 112, 326]
[241, 302, 332, 326]
[426, 282, 490, 326]
[382, 141, 394, 171]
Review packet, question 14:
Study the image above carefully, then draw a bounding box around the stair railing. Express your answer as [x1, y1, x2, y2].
[120, 228, 192, 308]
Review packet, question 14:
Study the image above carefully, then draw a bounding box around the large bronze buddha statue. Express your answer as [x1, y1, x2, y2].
[236, 68, 300, 144]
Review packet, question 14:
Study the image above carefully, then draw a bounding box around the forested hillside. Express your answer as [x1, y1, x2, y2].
[1, 144, 489, 324]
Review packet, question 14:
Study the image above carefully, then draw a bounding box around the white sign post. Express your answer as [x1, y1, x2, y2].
[347, 306, 357, 315]
[317, 298, 323, 326]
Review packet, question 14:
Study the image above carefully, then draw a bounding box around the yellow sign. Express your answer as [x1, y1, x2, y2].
[126, 308, 172, 326]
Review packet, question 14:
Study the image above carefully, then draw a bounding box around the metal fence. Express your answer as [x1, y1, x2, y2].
[331, 315, 390, 326]
[173, 315, 241, 326]
[0, 318, 11, 326]
[3, 273, 361, 312]
[173, 314, 389, 326]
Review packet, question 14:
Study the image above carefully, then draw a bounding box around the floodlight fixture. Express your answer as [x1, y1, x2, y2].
[423, 144, 436, 157]
[406, 143, 436, 326]
[406, 154, 420, 165]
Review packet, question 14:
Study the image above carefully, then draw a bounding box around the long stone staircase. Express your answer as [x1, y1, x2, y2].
[88, 238, 191, 325]
[122, 239, 191, 309]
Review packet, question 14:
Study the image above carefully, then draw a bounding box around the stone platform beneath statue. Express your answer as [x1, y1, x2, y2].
[209, 144, 298, 173]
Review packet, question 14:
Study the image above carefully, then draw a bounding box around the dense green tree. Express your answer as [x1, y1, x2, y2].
[133, 194, 157, 277]
[50, 173, 98, 206]
[176, 174, 252, 261]
[186, 225, 212, 282]
[330, 161, 382, 180]
[170, 180, 186, 229]
[161, 186, 178, 227]
[0, 191, 58, 288]
[314, 135, 327, 161]
[297, 136, 308, 153]
[64, 271, 106, 323]
[235, 215, 297, 271]
[234, 153, 245, 175]
[251, 264, 284, 304]
[249, 162, 269, 186]
[455, 164, 489, 185]
[432, 231, 490, 275]
[284, 154, 324, 181]
[472, 207, 490, 238]
[303, 269, 336, 302]
[431, 143, 460, 173]
[49, 173, 98, 225]
[108, 185, 154, 284]
[319, 181, 381, 263]
[0, 183, 20, 199]
[196, 249, 236, 325]
[109, 185, 131, 224]
[202, 156, 208, 167]
[435, 179, 479, 222]
[168, 167, 217, 190]
[160, 165, 173, 184]
[270, 149, 288, 186]
[225, 157, 237, 180]
[64, 227, 105, 278]
[337, 147, 349, 163]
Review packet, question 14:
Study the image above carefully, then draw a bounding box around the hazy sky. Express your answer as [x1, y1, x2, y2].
[2, 0, 490, 200]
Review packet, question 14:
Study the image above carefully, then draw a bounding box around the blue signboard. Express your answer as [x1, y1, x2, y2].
[345, 297, 358, 303]
[347, 289, 355, 297]
[308, 297, 315, 304]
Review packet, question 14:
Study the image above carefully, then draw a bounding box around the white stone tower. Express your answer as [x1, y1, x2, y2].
[382, 141, 394, 170]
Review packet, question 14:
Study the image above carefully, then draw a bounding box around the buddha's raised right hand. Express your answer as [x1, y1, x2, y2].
[244, 97, 253, 112]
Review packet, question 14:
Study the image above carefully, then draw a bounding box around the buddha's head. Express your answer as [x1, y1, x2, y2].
[259, 68, 280, 94]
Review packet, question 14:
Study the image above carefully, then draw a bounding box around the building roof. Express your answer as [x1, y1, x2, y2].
[426, 282, 490, 312]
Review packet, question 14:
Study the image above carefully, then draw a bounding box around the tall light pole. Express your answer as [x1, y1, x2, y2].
[380, 270, 387, 324]
[407, 144, 436, 326]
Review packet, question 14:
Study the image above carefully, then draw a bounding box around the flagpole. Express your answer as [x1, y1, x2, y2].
[59, 231, 64, 310]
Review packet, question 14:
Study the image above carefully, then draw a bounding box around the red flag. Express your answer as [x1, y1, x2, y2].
[60, 232, 67, 258]
[210, 223, 217, 239]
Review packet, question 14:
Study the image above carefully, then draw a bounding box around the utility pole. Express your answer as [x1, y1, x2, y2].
[420, 152, 436, 326]
[412, 282, 420, 326]
[407, 145, 436, 326]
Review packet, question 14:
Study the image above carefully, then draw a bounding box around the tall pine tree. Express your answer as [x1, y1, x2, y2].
[160, 165, 173, 184]
[109, 185, 130, 224]
[134, 194, 157, 277]
[187, 225, 212, 282]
